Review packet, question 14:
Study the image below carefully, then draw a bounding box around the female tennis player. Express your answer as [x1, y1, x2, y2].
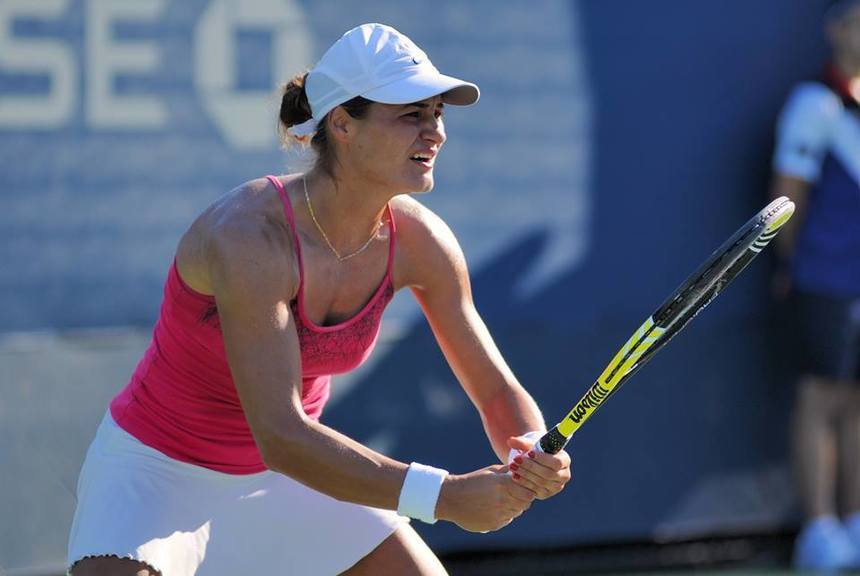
[67, 23, 571, 575]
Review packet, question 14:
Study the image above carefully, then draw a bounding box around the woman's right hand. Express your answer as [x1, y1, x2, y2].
[434, 465, 535, 532]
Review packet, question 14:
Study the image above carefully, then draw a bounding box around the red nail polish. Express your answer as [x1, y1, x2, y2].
[514, 455, 523, 464]
[528, 451, 536, 458]
[510, 463, 519, 471]
[512, 472, 521, 480]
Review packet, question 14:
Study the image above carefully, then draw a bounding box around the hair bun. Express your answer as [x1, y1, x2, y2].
[279, 73, 312, 132]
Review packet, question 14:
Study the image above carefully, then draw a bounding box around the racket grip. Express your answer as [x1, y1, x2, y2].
[538, 426, 569, 455]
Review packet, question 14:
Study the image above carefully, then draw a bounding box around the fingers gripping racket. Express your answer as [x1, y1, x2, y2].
[534, 196, 795, 456]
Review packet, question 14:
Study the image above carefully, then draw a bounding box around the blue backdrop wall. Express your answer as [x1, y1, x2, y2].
[0, 0, 832, 555]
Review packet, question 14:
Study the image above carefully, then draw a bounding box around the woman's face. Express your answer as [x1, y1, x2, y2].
[342, 96, 447, 195]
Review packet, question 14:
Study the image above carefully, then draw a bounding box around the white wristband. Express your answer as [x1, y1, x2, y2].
[397, 462, 448, 524]
[507, 430, 545, 465]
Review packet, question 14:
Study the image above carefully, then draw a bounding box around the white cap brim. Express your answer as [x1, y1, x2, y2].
[362, 72, 480, 106]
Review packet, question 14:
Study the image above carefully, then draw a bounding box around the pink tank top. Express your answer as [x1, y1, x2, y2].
[110, 175, 396, 474]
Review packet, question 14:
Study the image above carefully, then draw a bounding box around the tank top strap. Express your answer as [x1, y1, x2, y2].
[384, 203, 396, 278]
[266, 175, 305, 290]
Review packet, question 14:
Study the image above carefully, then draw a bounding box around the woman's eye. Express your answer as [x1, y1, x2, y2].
[404, 112, 421, 118]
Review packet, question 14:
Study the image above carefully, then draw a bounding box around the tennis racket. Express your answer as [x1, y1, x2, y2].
[535, 196, 795, 455]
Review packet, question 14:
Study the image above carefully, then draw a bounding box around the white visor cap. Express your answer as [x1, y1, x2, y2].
[290, 23, 480, 137]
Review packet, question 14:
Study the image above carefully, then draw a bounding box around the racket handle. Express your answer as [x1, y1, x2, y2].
[538, 425, 569, 455]
[506, 427, 570, 466]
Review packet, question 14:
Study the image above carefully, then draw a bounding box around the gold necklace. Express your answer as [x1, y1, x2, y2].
[303, 176, 382, 262]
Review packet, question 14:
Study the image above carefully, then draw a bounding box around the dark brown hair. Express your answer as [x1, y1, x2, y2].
[279, 73, 374, 177]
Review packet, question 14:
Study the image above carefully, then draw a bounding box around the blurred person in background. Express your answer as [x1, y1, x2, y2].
[770, 0, 860, 570]
[65, 23, 571, 576]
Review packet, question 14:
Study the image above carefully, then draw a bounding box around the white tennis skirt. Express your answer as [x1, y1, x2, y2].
[67, 412, 407, 575]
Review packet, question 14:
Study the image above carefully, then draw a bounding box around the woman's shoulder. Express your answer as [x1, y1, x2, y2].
[389, 195, 459, 251]
[177, 176, 300, 296]
[197, 177, 294, 247]
[389, 195, 468, 288]
[389, 195, 449, 235]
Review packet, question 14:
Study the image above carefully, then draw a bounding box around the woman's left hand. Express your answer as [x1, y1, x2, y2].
[506, 434, 571, 500]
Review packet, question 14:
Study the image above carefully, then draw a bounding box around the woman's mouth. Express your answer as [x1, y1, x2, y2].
[410, 153, 435, 169]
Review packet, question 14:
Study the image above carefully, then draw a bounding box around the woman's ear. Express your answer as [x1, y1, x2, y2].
[327, 106, 353, 143]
